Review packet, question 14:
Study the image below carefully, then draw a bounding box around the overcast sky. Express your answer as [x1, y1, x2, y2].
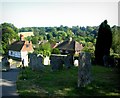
[0, 0, 119, 28]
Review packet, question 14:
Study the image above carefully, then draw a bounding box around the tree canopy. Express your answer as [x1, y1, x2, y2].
[1, 23, 19, 54]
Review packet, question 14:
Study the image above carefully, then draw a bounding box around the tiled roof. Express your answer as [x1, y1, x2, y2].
[56, 40, 83, 51]
[9, 41, 25, 51]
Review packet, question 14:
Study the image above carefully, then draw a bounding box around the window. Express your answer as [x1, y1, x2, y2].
[11, 51, 13, 55]
[26, 44, 29, 48]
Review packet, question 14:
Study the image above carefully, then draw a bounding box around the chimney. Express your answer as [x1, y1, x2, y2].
[20, 34, 24, 41]
[69, 37, 72, 42]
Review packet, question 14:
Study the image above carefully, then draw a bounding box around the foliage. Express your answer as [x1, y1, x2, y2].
[19, 27, 32, 32]
[34, 42, 51, 57]
[1, 23, 19, 54]
[31, 36, 39, 44]
[51, 48, 60, 54]
[82, 42, 95, 54]
[95, 20, 112, 65]
[0, 44, 4, 54]
[19, 25, 98, 43]
[112, 26, 120, 54]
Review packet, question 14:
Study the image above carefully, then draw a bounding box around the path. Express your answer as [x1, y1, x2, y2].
[0, 65, 20, 98]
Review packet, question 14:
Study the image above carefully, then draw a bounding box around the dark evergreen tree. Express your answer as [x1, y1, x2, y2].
[95, 20, 112, 65]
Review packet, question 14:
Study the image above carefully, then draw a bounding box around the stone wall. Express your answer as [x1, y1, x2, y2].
[78, 52, 92, 87]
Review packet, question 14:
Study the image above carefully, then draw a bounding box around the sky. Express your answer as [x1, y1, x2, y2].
[0, 0, 119, 28]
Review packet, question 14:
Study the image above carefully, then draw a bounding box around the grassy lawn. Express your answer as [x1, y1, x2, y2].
[16, 65, 120, 97]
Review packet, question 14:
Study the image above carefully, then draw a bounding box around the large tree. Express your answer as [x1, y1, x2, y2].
[1, 23, 19, 54]
[95, 20, 112, 65]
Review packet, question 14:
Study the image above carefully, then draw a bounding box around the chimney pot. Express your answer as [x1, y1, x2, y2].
[20, 34, 24, 41]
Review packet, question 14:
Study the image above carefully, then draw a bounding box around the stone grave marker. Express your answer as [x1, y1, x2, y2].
[50, 54, 64, 71]
[29, 53, 44, 71]
[78, 52, 92, 87]
[64, 55, 73, 68]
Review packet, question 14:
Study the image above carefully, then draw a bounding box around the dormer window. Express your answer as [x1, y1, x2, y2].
[26, 44, 29, 48]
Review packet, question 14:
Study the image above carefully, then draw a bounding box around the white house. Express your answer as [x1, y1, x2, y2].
[8, 35, 34, 66]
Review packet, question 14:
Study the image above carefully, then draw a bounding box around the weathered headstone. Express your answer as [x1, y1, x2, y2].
[29, 53, 36, 70]
[36, 55, 44, 71]
[50, 54, 74, 70]
[64, 55, 73, 68]
[29, 53, 44, 71]
[50, 54, 64, 71]
[43, 56, 50, 65]
[78, 52, 92, 87]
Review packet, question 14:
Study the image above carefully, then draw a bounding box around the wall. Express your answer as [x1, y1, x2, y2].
[21, 51, 28, 66]
[9, 50, 21, 58]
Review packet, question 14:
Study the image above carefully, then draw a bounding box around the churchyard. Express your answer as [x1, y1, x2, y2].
[16, 53, 120, 97]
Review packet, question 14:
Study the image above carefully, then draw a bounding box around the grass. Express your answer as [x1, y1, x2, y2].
[16, 65, 120, 97]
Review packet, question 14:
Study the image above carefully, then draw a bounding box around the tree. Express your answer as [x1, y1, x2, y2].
[31, 36, 38, 44]
[95, 20, 112, 65]
[34, 42, 51, 57]
[112, 26, 120, 54]
[39, 27, 45, 35]
[51, 48, 60, 54]
[2, 22, 18, 33]
[0, 44, 4, 54]
[25, 36, 32, 41]
[47, 33, 53, 40]
[1, 23, 19, 54]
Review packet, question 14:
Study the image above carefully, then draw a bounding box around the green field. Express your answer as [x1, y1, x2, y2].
[16, 65, 120, 97]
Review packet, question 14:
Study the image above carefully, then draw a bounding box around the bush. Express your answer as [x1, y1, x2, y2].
[51, 48, 60, 54]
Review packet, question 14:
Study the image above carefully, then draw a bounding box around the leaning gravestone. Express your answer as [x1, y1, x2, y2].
[29, 53, 44, 71]
[78, 52, 92, 87]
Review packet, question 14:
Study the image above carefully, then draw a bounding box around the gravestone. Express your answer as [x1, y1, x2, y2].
[29, 53, 44, 71]
[78, 52, 92, 87]
[50, 54, 74, 71]
[36, 55, 44, 71]
[74, 59, 78, 66]
[64, 55, 73, 68]
[43, 56, 50, 65]
[50, 54, 64, 71]
[29, 53, 36, 70]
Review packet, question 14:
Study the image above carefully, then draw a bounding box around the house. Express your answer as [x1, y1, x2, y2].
[8, 35, 34, 66]
[56, 38, 83, 55]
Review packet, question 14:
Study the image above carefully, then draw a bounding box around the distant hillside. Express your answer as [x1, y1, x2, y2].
[18, 32, 34, 38]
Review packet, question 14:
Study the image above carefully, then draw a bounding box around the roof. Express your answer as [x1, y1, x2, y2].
[9, 40, 34, 52]
[56, 40, 83, 51]
[9, 41, 25, 51]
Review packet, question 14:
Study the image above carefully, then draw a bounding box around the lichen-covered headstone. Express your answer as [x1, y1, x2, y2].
[78, 52, 92, 87]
